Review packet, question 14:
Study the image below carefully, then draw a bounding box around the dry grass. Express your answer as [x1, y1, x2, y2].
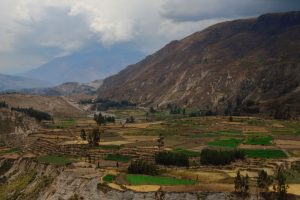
[124, 185, 160, 192]
[0, 94, 85, 117]
[164, 169, 228, 184]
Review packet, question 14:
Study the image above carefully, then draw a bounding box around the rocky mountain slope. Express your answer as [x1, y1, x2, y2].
[98, 11, 300, 118]
[0, 73, 51, 91]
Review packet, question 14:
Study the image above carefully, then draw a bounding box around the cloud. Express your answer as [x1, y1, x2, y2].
[0, 0, 299, 74]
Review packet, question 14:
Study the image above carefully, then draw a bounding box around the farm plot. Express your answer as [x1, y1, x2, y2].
[37, 155, 72, 165]
[208, 139, 243, 148]
[243, 149, 287, 159]
[126, 174, 196, 186]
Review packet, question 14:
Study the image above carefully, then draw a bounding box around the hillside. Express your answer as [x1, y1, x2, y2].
[22, 47, 144, 85]
[21, 80, 103, 96]
[0, 73, 51, 91]
[0, 94, 86, 117]
[98, 11, 300, 118]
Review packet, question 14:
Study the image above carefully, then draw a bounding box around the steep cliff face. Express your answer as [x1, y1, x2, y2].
[97, 12, 300, 118]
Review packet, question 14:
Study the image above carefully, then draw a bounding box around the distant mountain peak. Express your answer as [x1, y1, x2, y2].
[22, 47, 144, 85]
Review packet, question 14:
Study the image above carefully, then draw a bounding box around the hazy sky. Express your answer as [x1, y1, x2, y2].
[0, 0, 300, 74]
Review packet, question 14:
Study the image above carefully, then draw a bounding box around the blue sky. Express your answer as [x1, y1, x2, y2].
[0, 0, 300, 74]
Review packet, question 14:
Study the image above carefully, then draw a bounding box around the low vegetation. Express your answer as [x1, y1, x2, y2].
[244, 136, 273, 145]
[208, 138, 243, 148]
[103, 174, 116, 183]
[172, 148, 201, 157]
[105, 154, 131, 162]
[37, 155, 72, 165]
[0, 148, 20, 155]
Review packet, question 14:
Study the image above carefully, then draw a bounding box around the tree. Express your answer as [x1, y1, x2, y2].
[128, 160, 158, 176]
[80, 129, 87, 140]
[155, 151, 189, 167]
[273, 166, 289, 200]
[235, 170, 243, 192]
[234, 171, 250, 196]
[157, 133, 164, 151]
[257, 170, 273, 193]
[149, 107, 156, 113]
[94, 113, 106, 126]
[126, 116, 135, 123]
[87, 128, 101, 147]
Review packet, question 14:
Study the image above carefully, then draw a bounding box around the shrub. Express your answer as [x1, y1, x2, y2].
[0, 101, 8, 108]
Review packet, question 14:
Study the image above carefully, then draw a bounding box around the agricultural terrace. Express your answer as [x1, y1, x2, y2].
[3, 106, 300, 195]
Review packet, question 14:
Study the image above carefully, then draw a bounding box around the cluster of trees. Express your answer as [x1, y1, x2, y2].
[0, 101, 8, 108]
[229, 98, 260, 116]
[11, 107, 51, 121]
[80, 128, 101, 147]
[189, 110, 217, 117]
[167, 104, 185, 115]
[94, 113, 115, 125]
[155, 151, 189, 167]
[200, 149, 245, 165]
[234, 167, 289, 199]
[149, 107, 156, 113]
[92, 99, 136, 111]
[234, 170, 250, 195]
[79, 99, 93, 104]
[128, 160, 158, 176]
[126, 116, 135, 123]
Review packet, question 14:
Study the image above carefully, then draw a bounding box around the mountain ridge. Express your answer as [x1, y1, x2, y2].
[22, 47, 144, 85]
[97, 11, 300, 118]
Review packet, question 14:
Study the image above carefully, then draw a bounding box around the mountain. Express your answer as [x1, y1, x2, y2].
[0, 73, 51, 91]
[98, 11, 300, 118]
[23, 47, 144, 85]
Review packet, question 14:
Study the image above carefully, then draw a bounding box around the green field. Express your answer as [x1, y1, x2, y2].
[37, 155, 72, 165]
[172, 148, 201, 157]
[0, 148, 20, 155]
[208, 138, 243, 148]
[215, 131, 241, 135]
[105, 154, 131, 162]
[244, 149, 287, 158]
[245, 136, 273, 145]
[103, 174, 116, 183]
[126, 174, 196, 185]
[191, 133, 216, 138]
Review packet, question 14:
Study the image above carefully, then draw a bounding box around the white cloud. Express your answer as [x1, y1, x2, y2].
[0, 0, 299, 73]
